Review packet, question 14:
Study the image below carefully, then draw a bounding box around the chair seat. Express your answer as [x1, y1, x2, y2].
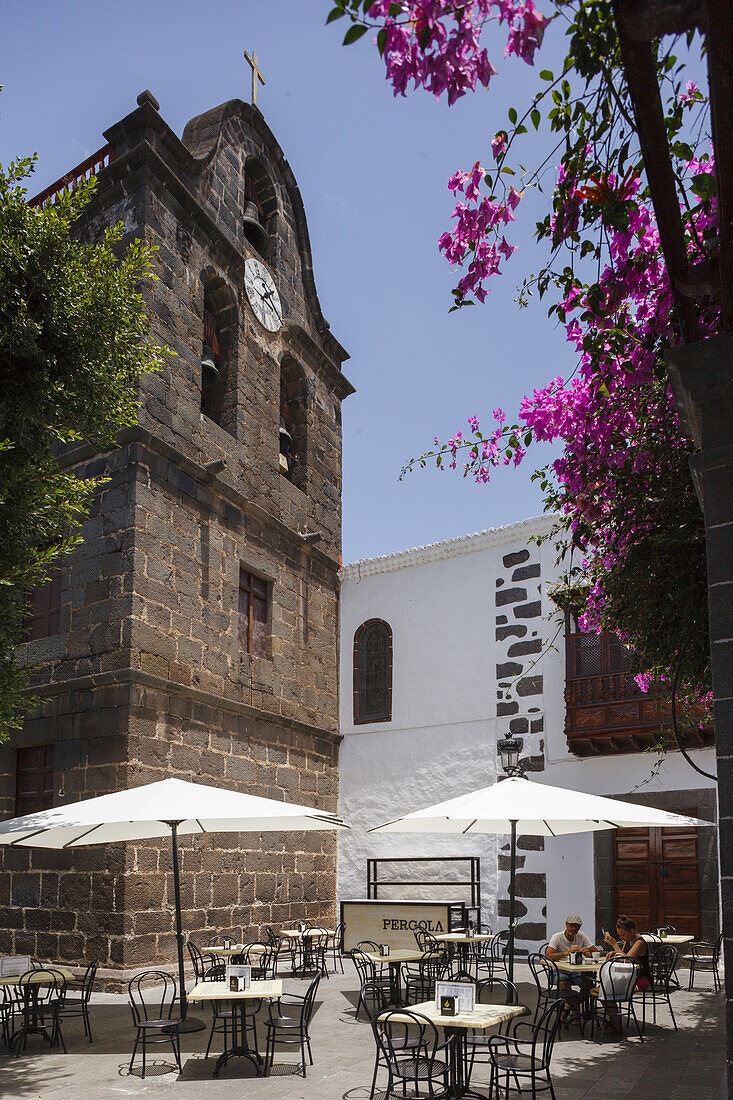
[491, 1052, 543, 1073]
[393, 1056, 449, 1080]
[136, 1018, 184, 1033]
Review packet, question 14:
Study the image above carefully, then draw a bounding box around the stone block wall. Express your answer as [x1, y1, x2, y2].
[495, 544, 547, 952]
[0, 96, 350, 972]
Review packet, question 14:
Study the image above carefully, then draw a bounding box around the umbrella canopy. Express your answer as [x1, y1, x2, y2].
[370, 774, 711, 983]
[0, 777, 348, 1021]
[0, 777, 348, 846]
[369, 775, 711, 836]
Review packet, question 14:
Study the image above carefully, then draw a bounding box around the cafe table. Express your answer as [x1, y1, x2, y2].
[214, 944, 267, 958]
[379, 999, 527, 1099]
[434, 932, 493, 970]
[188, 977, 282, 1078]
[554, 957, 606, 1029]
[360, 948, 426, 1005]
[1, 965, 75, 1051]
[641, 934, 694, 946]
[279, 928, 334, 974]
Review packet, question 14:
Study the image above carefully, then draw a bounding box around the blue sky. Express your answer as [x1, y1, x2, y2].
[1, 0, 571, 563]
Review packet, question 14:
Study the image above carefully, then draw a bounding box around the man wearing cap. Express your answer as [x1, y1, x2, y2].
[546, 915, 599, 1022]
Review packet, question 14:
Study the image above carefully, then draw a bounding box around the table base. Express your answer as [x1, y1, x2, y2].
[212, 1002, 264, 1079]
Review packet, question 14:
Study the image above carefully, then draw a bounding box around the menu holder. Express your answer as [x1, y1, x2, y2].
[379, 944, 390, 957]
[225, 964, 251, 991]
[0, 956, 31, 977]
[435, 981, 475, 1014]
[440, 995, 457, 1016]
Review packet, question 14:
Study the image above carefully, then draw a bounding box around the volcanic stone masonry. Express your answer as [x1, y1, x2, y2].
[495, 546, 547, 951]
[0, 94, 354, 975]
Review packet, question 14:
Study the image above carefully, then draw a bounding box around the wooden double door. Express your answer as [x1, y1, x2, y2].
[613, 823, 700, 938]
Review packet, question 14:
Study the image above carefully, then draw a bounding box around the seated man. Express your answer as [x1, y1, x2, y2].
[545, 914, 599, 1022]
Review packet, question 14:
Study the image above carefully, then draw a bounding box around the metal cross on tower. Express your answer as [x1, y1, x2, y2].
[244, 50, 265, 107]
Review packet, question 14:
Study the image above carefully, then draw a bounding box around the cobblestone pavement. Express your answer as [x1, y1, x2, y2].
[0, 962, 725, 1099]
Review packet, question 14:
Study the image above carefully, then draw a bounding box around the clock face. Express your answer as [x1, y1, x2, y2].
[244, 258, 282, 332]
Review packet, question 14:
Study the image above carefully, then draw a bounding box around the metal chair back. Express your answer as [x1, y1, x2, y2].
[377, 1008, 445, 1085]
[476, 976, 518, 1005]
[528, 999, 564, 1069]
[16, 968, 65, 1010]
[128, 970, 177, 1027]
[650, 944, 678, 992]
[301, 970, 321, 1029]
[80, 960, 98, 1005]
[490, 930, 510, 965]
[597, 957, 639, 1006]
[528, 951, 560, 999]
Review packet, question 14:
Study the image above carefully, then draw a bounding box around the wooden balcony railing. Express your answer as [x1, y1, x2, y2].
[565, 631, 713, 757]
[27, 144, 114, 209]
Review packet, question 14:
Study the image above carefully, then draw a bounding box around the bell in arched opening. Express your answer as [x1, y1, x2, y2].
[243, 199, 268, 254]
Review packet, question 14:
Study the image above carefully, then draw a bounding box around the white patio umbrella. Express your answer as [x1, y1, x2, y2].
[0, 777, 348, 1024]
[370, 775, 712, 982]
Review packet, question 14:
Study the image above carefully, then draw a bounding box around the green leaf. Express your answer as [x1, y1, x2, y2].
[508, 106, 517, 125]
[343, 24, 368, 44]
[377, 27, 388, 55]
[531, 109, 541, 130]
[690, 173, 716, 201]
[539, 69, 553, 81]
[326, 6, 346, 23]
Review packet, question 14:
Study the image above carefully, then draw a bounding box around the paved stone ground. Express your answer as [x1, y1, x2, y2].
[0, 962, 724, 1099]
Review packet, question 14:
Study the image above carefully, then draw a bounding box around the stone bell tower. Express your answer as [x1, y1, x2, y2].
[0, 89, 353, 974]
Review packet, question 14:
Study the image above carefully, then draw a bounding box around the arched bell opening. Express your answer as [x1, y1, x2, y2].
[243, 157, 278, 261]
[279, 356, 308, 490]
[201, 272, 238, 434]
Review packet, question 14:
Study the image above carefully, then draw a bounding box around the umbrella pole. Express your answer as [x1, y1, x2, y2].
[168, 821, 188, 1018]
[508, 819, 517, 986]
[166, 823, 205, 1035]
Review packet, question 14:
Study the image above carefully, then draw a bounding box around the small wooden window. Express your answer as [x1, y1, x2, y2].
[25, 571, 62, 641]
[16, 745, 55, 816]
[239, 568, 268, 658]
[353, 619, 393, 724]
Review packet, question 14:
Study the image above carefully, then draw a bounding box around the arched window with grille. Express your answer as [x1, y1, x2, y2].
[353, 619, 393, 724]
[201, 272, 238, 433]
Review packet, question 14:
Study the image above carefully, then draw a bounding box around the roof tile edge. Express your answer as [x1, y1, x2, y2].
[339, 514, 561, 580]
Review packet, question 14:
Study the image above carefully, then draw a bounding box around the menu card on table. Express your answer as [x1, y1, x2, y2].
[226, 964, 251, 991]
[435, 981, 476, 1014]
[1, 956, 32, 977]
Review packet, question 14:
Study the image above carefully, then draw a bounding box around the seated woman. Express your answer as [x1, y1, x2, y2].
[603, 915, 651, 992]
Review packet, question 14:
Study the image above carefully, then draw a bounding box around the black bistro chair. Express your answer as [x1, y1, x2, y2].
[528, 952, 568, 1024]
[465, 976, 518, 1088]
[55, 959, 98, 1043]
[404, 944, 450, 1005]
[487, 999, 563, 1099]
[128, 970, 182, 1077]
[187, 941, 217, 983]
[377, 1008, 452, 1099]
[264, 970, 321, 1078]
[587, 957, 644, 1042]
[638, 943, 678, 1031]
[688, 931, 723, 992]
[351, 942, 392, 1021]
[12, 968, 67, 1056]
[328, 922, 346, 974]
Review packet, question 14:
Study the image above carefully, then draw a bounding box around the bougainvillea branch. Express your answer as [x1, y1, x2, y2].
[329, 1, 717, 706]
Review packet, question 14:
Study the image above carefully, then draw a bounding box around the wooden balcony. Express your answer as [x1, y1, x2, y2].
[565, 631, 714, 757]
[27, 144, 114, 209]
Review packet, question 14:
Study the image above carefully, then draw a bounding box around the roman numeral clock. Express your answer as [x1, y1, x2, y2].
[244, 257, 282, 333]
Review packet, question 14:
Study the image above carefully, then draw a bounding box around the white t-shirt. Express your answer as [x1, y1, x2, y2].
[548, 930, 592, 954]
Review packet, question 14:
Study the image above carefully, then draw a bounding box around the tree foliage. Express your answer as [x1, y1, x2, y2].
[0, 158, 166, 738]
[329, 1, 716, 702]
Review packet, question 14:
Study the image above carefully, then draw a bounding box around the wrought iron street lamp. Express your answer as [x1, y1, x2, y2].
[497, 733, 524, 983]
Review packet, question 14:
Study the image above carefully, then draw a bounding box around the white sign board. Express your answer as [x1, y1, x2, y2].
[0, 956, 31, 977]
[435, 981, 476, 1014]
